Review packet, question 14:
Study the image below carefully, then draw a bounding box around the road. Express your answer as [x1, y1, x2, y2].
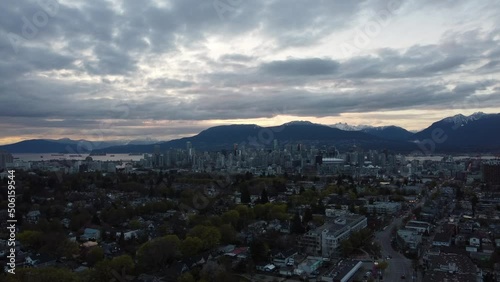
[374, 200, 426, 282]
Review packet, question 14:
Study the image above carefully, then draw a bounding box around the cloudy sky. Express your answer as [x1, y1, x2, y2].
[1, 0, 500, 145]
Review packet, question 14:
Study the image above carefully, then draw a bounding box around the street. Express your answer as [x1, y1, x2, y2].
[375, 213, 418, 282]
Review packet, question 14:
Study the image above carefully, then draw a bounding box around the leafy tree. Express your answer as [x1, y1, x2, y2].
[55, 239, 79, 258]
[250, 239, 270, 262]
[260, 188, 269, 204]
[221, 210, 240, 228]
[137, 235, 181, 271]
[181, 236, 204, 257]
[302, 208, 313, 225]
[86, 246, 105, 266]
[90, 255, 135, 282]
[187, 225, 221, 250]
[91, 214, 101, 225]
[291, 212, 305, 234]
[177, 272, 196, 282]
[129, 219, 143, 229]
[219, 224, 237, 244]
[341, 240, 353, 257]
[17, 230, 44, 250]
[376, 260, 389, 271]
[240, 185, 251, 203]
[6, 267, 79, 282]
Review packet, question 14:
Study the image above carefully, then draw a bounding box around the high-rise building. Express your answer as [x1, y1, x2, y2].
[0, 151, 13, 169]
[153, 145, 161, 168]
[482, 161, 500, 185]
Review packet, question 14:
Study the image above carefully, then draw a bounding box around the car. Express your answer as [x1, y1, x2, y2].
[401, 274, 406, 279]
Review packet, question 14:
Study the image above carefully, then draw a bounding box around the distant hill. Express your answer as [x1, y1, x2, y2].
[94, 121, 413, 153]
[0, 139, 88, 154]
[410, 112, 500, 152]
[2, 114, 499, 153]
[362, 126, 414, 141]
[0, 138, 157, 154]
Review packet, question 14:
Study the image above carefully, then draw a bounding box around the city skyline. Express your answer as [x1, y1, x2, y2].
[1, 0, 500, 145]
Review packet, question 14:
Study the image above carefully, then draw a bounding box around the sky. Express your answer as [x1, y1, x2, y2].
[1, 0, 500, 145]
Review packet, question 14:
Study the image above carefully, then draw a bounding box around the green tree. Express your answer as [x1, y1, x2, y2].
[302, 208, 313, 225]
[376, 260, 389, 271]
[188, 225, 221, 250]
[250, 239, 270, 262]
[221, 210, 240, 228]
[17, 230, 44, 250]
[177, 272, 196, 282]
[219, 224, 237, 244]
[129, 219, 143, 229]
[341, 240, 353, 257]
[261, 188, 269, 203]
[137, 235, 181, 271]
[181, 236, 204, 257]
[86, 246, 105, 266]
[90, 255, 135, 282]
[6, 267, 79, 282]
[240, 185, 251, 203]
[291, 212, 304, 234]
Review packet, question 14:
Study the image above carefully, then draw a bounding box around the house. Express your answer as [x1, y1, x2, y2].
[26, 210, 41, 224]
[405, 221, 431, 234]
[397, 229, 422, 255]
[432, 231, 453, 247]
[224, 247, 248, 259]
[425, 253, 479, 282]
[163, 262, 189, 281]
[25, 253, 56, 268]
[297, 257, 323, 275]
[81, 228, 101, 241]
[279, 266, 294, 277]
[271, 248, 298, 267]
[183, 252, 213, 269]
[321, 260, 363, 282]
[469, 237, 480, 247]
[116, 230, 143, 240]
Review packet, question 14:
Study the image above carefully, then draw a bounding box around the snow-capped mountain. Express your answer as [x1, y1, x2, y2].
[442, 112, 486, 126]
[330, 122, 373, 131]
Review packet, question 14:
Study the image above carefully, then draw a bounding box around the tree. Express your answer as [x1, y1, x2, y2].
[188, 225, 221, 250]
[219, 224, 237, 244]
[302, 208, 313, 225]
[221, 210, 240, 228]
[55, 239, 79, 258]
[6, 267, 79, 282]
[240, 185, 251, 203]
[17, 230, 44, 250]
[137, 235, 181, 271]
[250, 239, 270, 262]
[177, 272, 196, 282]
[260, 188, 269, 204]
[90, 255, 135, 282]
[118, 231, 125, 246]
[376, 260, 389, 271]
[341, 240, 353, 257]
[291, 212, 304, 234]
[91, 214, 101, 225]
[86, 246, 105, 266]
[129, 219, 143, 229]
[181, 236, 203, 257]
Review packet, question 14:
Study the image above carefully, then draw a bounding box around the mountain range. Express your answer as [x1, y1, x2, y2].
[1, 112, 499, 154]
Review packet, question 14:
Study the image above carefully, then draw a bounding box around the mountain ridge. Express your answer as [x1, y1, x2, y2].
[1, 113, 499, 153]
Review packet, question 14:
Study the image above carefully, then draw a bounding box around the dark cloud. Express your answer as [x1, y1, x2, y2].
[261, 58, 340, 76]
[0, 0, 499, 142]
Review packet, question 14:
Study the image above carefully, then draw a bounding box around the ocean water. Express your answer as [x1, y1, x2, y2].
[12, 153, 145, 162]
